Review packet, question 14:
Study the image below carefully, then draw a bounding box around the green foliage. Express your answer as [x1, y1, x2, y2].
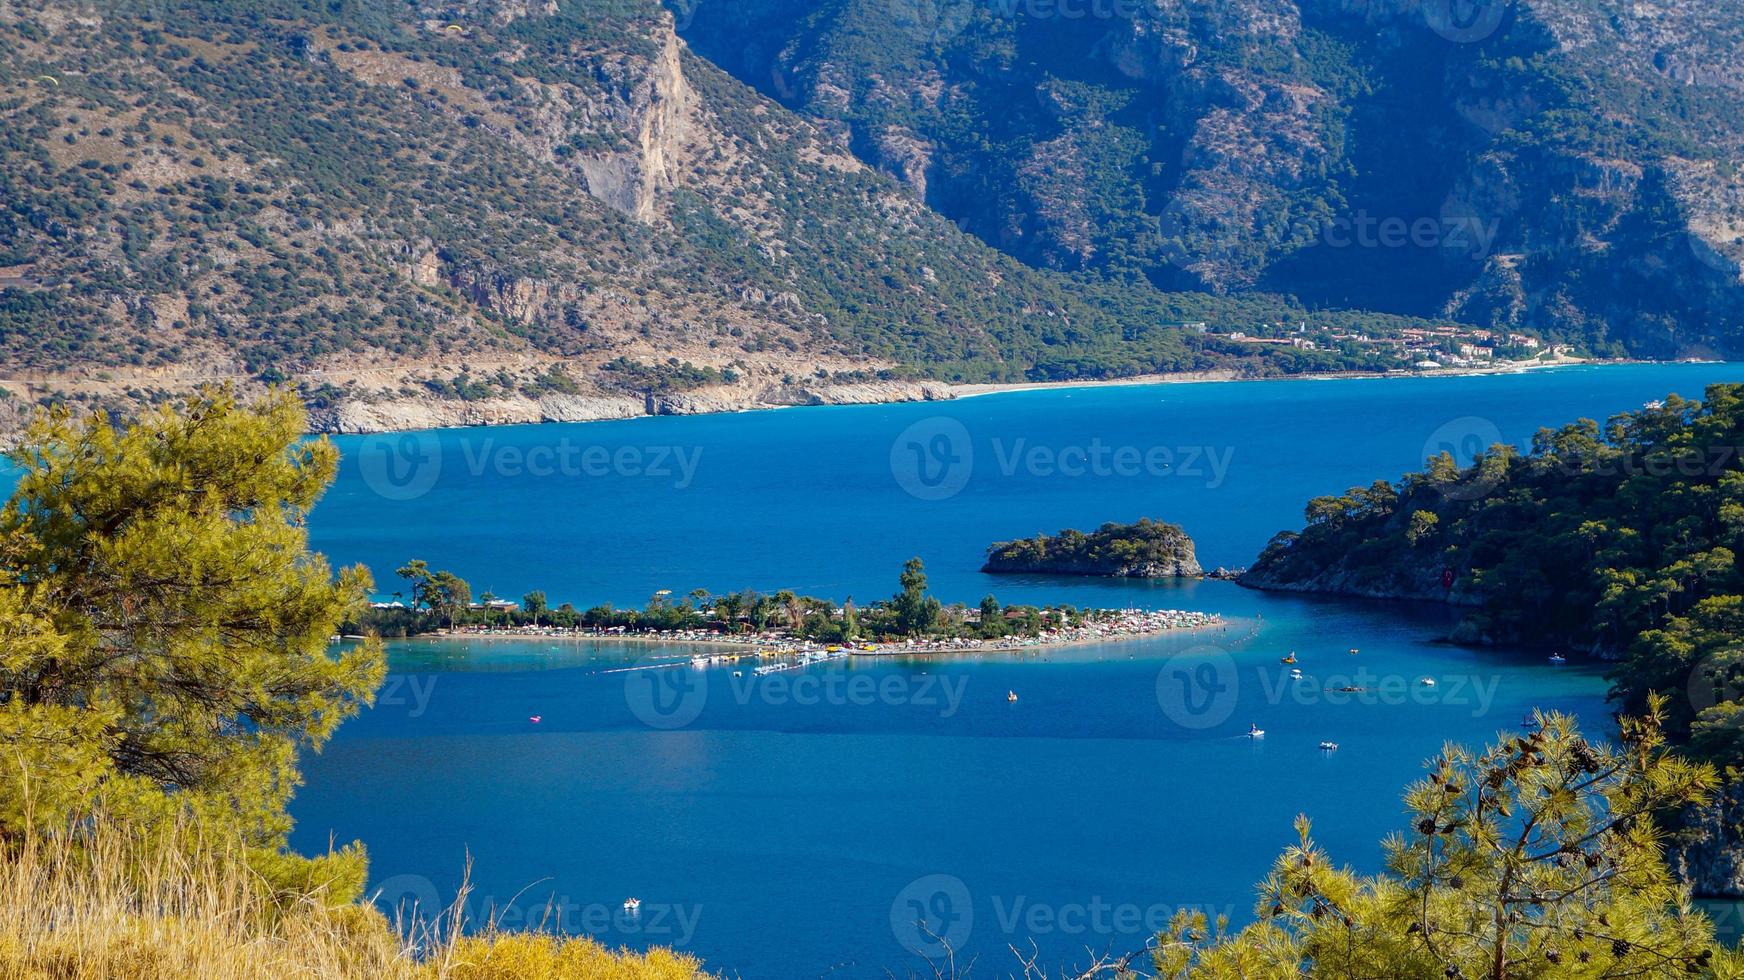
[889, 556, 943, 636]
[1248, 383, 1744, 764]
[0, 386, 383, 895]
[1157, 705, 1722, 978]
[984, 518, 1199, 576]
[0, 0, 1460, 413]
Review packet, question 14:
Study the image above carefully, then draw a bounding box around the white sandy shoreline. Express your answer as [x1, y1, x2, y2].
[365, 614, 1235, 658]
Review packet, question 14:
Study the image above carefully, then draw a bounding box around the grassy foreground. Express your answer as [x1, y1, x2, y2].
[0, 818, 711, 980]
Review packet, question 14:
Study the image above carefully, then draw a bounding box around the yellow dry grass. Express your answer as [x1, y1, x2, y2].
[0, 820, 712, 980]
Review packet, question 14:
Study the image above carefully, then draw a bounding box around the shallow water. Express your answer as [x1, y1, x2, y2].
[289, 364, 1740, 977]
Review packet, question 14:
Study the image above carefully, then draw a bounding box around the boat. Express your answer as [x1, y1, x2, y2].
[1319, 741, 1340, 752]
[1245, 724, 1265, 739]
[1349, 647, 1360, 656]
[1280, 653, 1297, 665]
[1419, 677, 1436, 687]
[1007, 691, 1019, 703]
[623, 898, 641, 912]
[1548, 653, 1568, 665]
[1289, 668, 1304, 680]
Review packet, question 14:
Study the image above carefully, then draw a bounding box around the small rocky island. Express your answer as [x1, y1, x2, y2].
[983, 519, 1203, 578]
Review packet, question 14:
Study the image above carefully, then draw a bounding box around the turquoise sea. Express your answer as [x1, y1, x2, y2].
[289, 364, 1742, 977]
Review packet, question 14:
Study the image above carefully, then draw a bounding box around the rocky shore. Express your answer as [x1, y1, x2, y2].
[303, 378, 957, 435]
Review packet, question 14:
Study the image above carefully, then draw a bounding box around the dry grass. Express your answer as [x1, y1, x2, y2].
[0, 820, 712, 980]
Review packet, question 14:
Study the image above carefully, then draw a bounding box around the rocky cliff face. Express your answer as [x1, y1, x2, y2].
[9, 0, 1303, 432]
[678, 0, 1744, 357]
[1239, 534, 1483, 606]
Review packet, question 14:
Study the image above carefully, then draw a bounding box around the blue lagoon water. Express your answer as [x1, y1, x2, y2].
[289, 364, 1740, 977]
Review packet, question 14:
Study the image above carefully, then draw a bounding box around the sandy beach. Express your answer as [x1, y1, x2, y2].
[384, 607, 1230, 657]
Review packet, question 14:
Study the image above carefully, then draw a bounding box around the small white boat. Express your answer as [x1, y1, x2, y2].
[1246, 724, 1265, 739]
[623, 897, 641, 912]
[1007, 690, 1018, 703]
[1548, 653, 1568, 665]
[1289, 668, 1304, 680]
[1419, 677, 1436, 687]
[1319, 741, 1339, 752]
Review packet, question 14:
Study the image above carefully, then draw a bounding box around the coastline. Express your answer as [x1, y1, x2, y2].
[369, 611, 1234, 658]
[297, 355, 1610, 438]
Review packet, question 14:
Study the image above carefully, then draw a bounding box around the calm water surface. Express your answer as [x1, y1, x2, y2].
[290, 364, 1739, 977]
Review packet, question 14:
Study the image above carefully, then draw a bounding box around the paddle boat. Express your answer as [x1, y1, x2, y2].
[1548, 652, 1568, 665]
[1007, 691, 1019, 703]
[528, 715, 542, 724]
[1419, 677, 1436, 687]
[1280, 653, 1297, 665]
[1245, 724, 1266, 739]
[1290, 668, 1304, 680]
[623, 898, 641, 913]
[1319, 741, 1340, 752]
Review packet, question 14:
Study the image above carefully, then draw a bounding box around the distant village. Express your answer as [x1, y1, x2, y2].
[1194, 320, 1574, 371]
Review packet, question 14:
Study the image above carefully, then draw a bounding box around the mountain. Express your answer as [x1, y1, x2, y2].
[677, 0, 1744, 360]
[0, 0, 1454, 434]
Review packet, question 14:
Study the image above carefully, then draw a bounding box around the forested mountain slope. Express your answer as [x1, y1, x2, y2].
[679, 0, 1744, 359]
[0, 0, 1434, 432]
